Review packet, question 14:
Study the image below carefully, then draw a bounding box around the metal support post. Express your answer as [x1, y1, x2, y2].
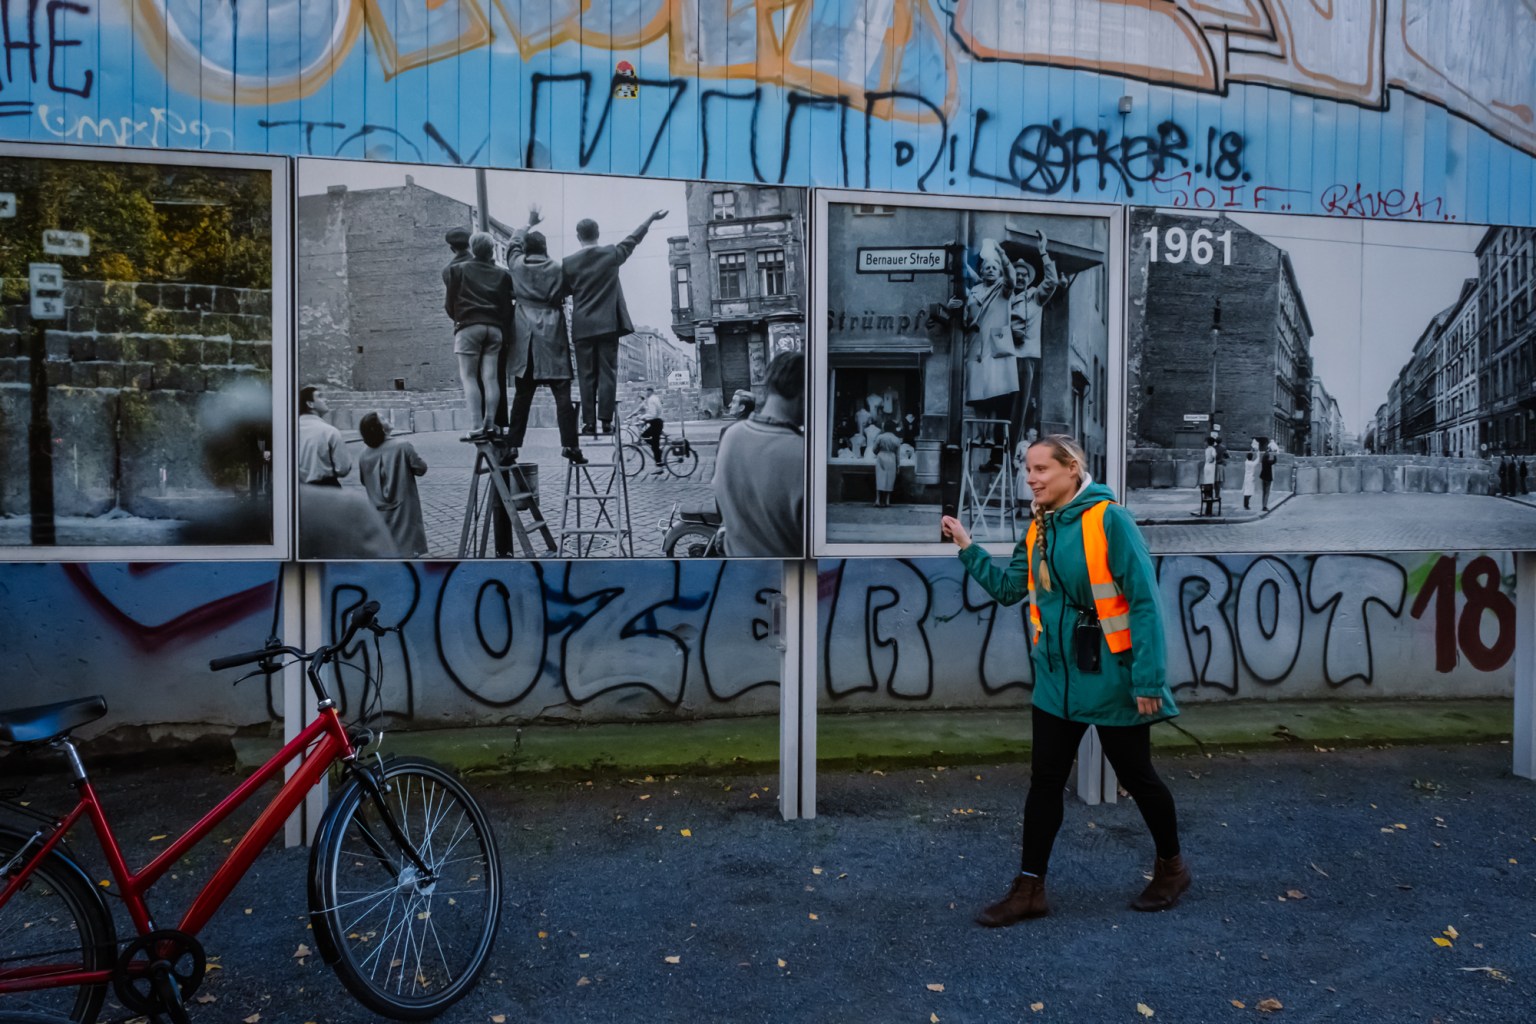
[1514, 551, 1535, 780]
[1074, 727, 1118, 805]
[779, 559, 818, 820]
[283, 563, 327, 847]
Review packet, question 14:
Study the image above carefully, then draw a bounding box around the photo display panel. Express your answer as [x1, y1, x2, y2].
[811, 190, 1124, 558]
[295, 159, 808, 560]
[0, 142, 291, 561]
[1126, 209, 1536, 554]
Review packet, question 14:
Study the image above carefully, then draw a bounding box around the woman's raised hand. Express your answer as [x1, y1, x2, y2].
[941, 515, 971, 549]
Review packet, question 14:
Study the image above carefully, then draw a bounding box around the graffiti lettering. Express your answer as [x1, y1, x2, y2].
[435, 563, 547, 707]
[1159, 557, 1237, 694]
[1235, 557, 1304, 684]
[1319, 183, 1451, 221]
[1153, 173, 1309, 212]
[968, 113, 1220, 198]
[1305, 556, 1407, 687]
[0, 0, 92, 98]
[1409, 555, 1517, 673]
[823, 561, 933, 700]
[37, 103, 232, 148]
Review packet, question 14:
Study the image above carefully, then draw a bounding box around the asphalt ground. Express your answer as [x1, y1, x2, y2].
[4, 742, 1532, 1024]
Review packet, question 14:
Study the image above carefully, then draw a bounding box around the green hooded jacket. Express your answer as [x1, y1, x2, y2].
[958, 479, 1177, 727]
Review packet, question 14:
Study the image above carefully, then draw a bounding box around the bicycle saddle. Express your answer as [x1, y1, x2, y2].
[0, 696, 108, 744]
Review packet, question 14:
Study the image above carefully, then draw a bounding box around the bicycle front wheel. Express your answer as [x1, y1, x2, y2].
[621, 443, 648, 479]
[0, 831, 116, 1024]
[309, 758, 501, 1021]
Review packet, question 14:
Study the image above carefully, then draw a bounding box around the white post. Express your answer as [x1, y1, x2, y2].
[283, 563, 328, 847]
[1074, 727, 1118, 805]
[1514, 551, 1535, 780]
[779, 559, 818, 820]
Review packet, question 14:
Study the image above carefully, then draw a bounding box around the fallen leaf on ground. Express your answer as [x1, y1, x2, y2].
[930, 1015, 939, 1024]
[809, 913, 819, 920]
[777, 959, 787, 968]
[537, 931, 548, 940]
[243, 1015, 260, 1023]
[664, 955, 681, 964]
[680, 828, 692, 837]
[293, 943, 311, 960]
[1231, 999, 1246, 1009]
[1445, 926, 1459, 939]
[149, 834, 167, 841]
[194, 994, 217, 1005]
[1394, 823, 1408, 830]
[491, 1015, 507, 1023]
[1285, 889, 1307, 900]
[812, 866, 824, 875]
[1030, 1002, 1044, 1012]
[1257, 998, 1283, 1012]
[1309, 863, 1330, 878]
[577, 976, 591, 986]
[1137, 1003, 1155, 1017]
[927, 983, 945, 992]
[1433, 937, 1454, 947]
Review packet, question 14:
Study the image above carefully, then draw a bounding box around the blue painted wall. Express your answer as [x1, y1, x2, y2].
[3, 2, 1534, 224]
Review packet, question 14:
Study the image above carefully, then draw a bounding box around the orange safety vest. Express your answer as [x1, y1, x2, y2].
[1025, 500, 1133, 654]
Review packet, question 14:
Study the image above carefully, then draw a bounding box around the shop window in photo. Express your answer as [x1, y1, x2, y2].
[829, 367, 922, 461]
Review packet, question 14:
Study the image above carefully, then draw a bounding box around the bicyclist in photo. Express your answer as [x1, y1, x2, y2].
[636, 387, 666, 476]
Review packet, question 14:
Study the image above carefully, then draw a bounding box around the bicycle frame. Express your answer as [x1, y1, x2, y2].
[0, 707, 355, 994]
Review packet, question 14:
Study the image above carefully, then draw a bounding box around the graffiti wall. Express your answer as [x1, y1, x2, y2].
[0, 3, 1533, 225]
[0, 552, 1513, 747]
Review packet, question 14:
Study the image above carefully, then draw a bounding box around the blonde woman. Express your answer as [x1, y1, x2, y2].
[941, 435, 1189, 926]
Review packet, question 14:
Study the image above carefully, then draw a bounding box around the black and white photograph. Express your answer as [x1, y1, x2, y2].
[0, 142, 290, 560]
[1125, 209, 1536, 553]
[296, 159, 807, 559]
[811, 190, 1121, 556]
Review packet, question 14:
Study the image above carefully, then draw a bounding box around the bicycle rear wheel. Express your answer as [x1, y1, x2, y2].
[309, 758, 500, 1021]
[0, 831, 115, 1024]
[665, 444, 699, 478]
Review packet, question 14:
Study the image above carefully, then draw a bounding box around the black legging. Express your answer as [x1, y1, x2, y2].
[1019, 705, 1180, 875]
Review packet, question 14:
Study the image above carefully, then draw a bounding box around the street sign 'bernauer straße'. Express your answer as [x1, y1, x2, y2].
[856, 247, 947, 273]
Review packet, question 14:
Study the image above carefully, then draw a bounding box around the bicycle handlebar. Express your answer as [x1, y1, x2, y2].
[209, 600, 384, 673]
[209, 647, 281, 671]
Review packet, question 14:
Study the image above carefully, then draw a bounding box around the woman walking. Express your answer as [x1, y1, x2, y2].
[940, 435, 1188, 927]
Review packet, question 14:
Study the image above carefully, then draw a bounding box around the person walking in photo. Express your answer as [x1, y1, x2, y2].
[713, 351, 804, 557]
[872, 419, 901, 507]
[1260, 438, 1278, 510]
[445, 231, 513, 442]
[505, 207, 585, 465]
[1242, 439, 1259, 510]
[562, 208, 669, 436]
[957, 238, 1018, 463]
[356, 412, 429, 557]
[940, 435, 1187, 927]
[297, 385, 351, 486]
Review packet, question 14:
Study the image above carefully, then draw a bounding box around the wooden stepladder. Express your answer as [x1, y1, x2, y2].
[458, 438, 557, 558]
[558, 428, 634, 557]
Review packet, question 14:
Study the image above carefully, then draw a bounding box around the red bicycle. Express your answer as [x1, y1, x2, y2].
[0, 602, 502, 1023]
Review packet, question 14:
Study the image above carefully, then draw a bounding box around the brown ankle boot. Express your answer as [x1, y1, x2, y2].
[975, 873, 1049, 927]
[1130, 854, 1191, 911]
